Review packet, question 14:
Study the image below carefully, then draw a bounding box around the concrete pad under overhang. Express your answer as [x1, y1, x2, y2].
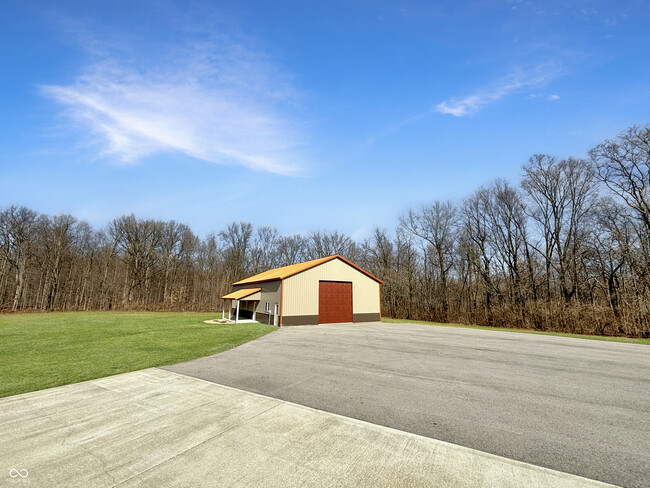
[0, 368, 616, 487]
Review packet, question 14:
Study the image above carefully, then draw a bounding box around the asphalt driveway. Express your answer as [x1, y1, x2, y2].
[164, 322, 650, 488]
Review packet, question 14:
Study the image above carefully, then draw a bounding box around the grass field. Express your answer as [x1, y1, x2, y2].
[381, 317, 650, 345]
[0, 312, 276, 398]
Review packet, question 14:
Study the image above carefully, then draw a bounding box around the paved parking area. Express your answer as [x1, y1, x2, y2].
[165, 322, 650, 488]
[0, 368, 615, 487]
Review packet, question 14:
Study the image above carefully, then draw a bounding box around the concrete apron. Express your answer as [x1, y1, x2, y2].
[0, 369, 616, 488]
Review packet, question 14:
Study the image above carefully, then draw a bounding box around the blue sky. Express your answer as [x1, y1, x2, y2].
[2, 0, 649, 239]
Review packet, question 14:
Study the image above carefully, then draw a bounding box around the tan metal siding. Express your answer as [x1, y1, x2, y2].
[283, 258, 380, 316]
[233, 280, 281, 313]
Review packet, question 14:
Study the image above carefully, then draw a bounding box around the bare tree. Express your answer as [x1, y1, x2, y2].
[400, 201, 457, 320]
[276, 235, 306, 266]
[485, 180, 531, 323]
[250, 226, 280, 274]
[34, 214, 77, 310]
[219, 222, 253, 282]
[111, 215, 165, 308]
[590, 126, 650, 237]
[0, 206, 38, 311]
[590, 126, 650, 295]
[305, 230, 356, 260]
[462, 188, 495, 323]
[523, 156, 596, 303]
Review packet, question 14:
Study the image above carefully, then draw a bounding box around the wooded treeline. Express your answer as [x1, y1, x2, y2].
[1, 126, 649, 337]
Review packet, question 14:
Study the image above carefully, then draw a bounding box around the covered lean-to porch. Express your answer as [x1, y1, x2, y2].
[220, 288, 261, 323]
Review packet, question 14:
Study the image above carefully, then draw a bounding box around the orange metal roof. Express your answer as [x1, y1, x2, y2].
[221, 288, 261, 300]
[232, 255, 383, 285]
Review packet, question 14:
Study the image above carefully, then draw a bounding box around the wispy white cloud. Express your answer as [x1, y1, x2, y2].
[434, 63, 562, 117]
[40, 19, 308, 175]
[548, 94, 560, 100]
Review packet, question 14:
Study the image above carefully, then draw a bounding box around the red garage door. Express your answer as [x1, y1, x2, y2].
[318, 281, 353, 324]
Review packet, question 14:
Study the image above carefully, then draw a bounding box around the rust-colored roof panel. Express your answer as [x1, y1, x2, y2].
[221, 288, 262, 300]
[232, 255, 383, 285]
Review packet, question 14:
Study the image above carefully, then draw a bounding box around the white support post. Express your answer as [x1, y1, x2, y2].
[222, 301, 225, 320]
[252, 303, 256, 322]
[228, 300, 231, 320]
[235, 300, 240, 324]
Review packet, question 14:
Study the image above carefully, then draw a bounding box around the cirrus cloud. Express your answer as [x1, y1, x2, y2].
[41, 22, 308, 175]
[434, 62, 563, 117]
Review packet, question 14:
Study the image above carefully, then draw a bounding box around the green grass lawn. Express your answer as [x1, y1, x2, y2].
[0, 312, 276, 398]
[381, 317, 650, 345]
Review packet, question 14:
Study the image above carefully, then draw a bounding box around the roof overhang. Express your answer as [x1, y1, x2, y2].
[221, 288, 262, 300]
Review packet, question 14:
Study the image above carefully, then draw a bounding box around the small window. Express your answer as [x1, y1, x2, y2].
[265, 302, 270, 312]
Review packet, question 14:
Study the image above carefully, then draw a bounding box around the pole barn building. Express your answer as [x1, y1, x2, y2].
[221, 255, 382, 326]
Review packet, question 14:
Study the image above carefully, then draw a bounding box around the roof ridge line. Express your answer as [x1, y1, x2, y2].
[231, 255, 382, 286]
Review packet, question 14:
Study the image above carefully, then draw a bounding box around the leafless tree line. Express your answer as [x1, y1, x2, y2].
[1, 126, 649, 337]
[357, 126, 650, 337]
[0, 212, 356, 314]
